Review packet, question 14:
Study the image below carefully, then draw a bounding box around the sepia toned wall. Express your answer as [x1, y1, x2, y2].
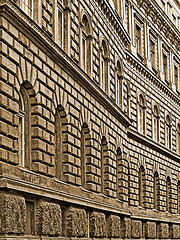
[0, 0, 180, 239]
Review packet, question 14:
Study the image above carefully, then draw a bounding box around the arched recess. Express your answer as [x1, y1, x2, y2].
[80, 123, 91, 188]
[165, 114, 172, 149]
[100, 38, 110, 95]
[153, 171, 160, 210]
[152, 104, 160, 142]
[101, 136, 108, 194]
[18, 81, 36, 169]
[115, 59, 123, 107]
[176, 123, 180, 154]
[137, 93, 146, 135]
[80, 12, 92, 77]
[177, 180, 180, 213]
[54, 105, 67, 180]
[166, 176, 172, 212]
[138, 165, 145, 207]
[117, 147, 122, 199]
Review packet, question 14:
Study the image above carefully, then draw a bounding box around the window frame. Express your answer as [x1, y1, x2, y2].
[57, 5, 64, 48]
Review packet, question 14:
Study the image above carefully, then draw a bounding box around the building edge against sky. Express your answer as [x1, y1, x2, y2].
[0, 0, 180, 239]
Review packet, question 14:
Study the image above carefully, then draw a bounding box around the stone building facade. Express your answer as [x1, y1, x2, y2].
[0, 0, 180, 239]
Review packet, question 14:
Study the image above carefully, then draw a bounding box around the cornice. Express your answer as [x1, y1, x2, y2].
[0, 175, 131, 216]
[93, 0, 131, 47]
[136, 0, 180, 51]
[131, 211, 180, 224]
[127, 127, 180, 162]
[126, 50, 180, 106]
[0, 0, 132, 128]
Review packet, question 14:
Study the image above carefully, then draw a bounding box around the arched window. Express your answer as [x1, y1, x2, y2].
[116, 147, 122, 199]
[177, 181, 180, 214]
[80, 14, 92, 77]
[139, 166, 145, 207]
[165, 115, 171, 149]
[81, 123, 90, 188]
[177, 123, 180, 154]
[116, 60, 123, 107]
[153, 171, 160, 210]
[166, 176, 171, 212]
[19, 85, 31, 168]
[100, 40, 109, 94]
[55, 110, 63, 179]
[55, 106, 67, 180]
[138, 94, 146, 135]
[57, 4, 64, 48]
[18, 92, 25, 167]
[101, 136, 108, 194]
[152, 105, 159, 142]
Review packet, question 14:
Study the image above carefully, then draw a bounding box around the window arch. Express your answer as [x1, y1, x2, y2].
[165, 115, 171, 149]
[100, 39, 109, 95]
[116, 147, 122, 199]
[101, 136, 108, 194]
[18, 85, 31, 168]
[152, 105, 160, 142]
[166, 176, 172, 212]
[138, 94, 146, 135]
[55, 106, 67, 180]
[80, 14, 92, 77]
[116, 60, 123, 107]
[18, 91, 25, 167]
[81, 123, 90, 188]
[55, 0, 71, 54]
[177, 123, 180, 154]
[177, 181, 180, 214]
[139, 165, 145, 207]
[153, 171, 160, 210]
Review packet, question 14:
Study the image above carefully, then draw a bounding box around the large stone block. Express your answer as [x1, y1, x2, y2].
[63, 206, 87, 237]
[36, 200, 62, 236]
[170, 224, 180, 239]
[121, 217, 131, 239]
[89, 211, 106, 238]
[0, 193, 26, 233]
[107, 214, 121, 238]
[158, 223, 169, 239]
[131, 220, 142, 239]
[145, 221, 156, 239]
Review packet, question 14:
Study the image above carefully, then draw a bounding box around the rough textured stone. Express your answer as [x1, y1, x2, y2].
[0, 193, 26, 233]
[63, 207, 87, 237]
[89, 211, 106, 238]
[170, 224, 180, 239]
[121, 217, 131, 239]
[36, 200, 62, 236]
[131, 220, 142, 239]
[158, 223, 169, 239]
[145, 221, 156, 239]
[107, 214, 121, 238]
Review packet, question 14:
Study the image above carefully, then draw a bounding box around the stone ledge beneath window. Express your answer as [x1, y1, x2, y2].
[127, 128, 180, 162]
[0, 172, 131, 217]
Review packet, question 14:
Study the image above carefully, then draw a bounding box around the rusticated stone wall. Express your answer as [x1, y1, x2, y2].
[0, 191, 180, 239]
[89, 211, 106, 238]
[36, 200, 62, 236]
[0, 0, 180, 240]
[107, 214, 121, 238]
[63, 206, 88, 237]
[145, 221, 156, 239]
[0, 193, 26, 234]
